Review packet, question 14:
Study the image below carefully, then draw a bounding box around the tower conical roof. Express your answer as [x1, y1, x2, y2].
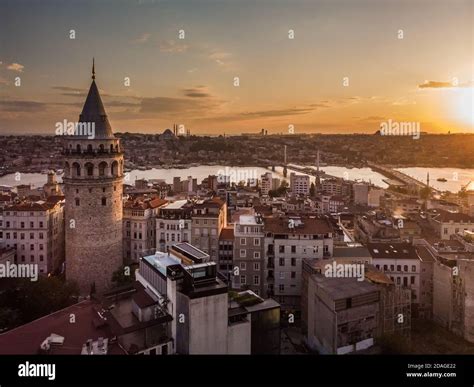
[77, 60, 115, 139]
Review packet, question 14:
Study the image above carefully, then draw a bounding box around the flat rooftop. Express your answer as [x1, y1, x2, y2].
[163, 199, 189, 210]
[238, 215, 260, 225]
[172, 242, 209, 262]
[142, 251, 182, 275]
[333, 246, 371, 258]
[313, 275, 379, 301]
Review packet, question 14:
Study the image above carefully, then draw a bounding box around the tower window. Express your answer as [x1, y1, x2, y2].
[102, 198, 107, 206]
[75, 198, 80, 206]
[73, 163, 81, 177]
[86, 163, 94, 176]
[102, 188, 106, 193]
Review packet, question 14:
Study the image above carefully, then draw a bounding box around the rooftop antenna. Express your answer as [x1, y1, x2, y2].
[92, 58, 95, 80]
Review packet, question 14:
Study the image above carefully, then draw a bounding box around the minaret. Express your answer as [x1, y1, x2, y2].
[283, 145, 287, 178]
[63, 60, 124, 295]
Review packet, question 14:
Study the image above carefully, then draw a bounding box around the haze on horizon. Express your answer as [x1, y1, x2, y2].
[0, 0, 472, 136]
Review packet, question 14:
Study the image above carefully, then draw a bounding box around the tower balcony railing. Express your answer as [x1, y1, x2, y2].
[62, 149, 123, 156]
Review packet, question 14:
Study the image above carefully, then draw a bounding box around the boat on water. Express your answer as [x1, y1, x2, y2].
[437, 178, 447, 182]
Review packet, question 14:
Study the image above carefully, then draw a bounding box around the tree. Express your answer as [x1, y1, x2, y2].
[269, 181, 289, 197]
[0, 308, 21, 331]
[112, 265, 135, 287]
[0, 277, 79, 329]
[310, 182, 316, 197]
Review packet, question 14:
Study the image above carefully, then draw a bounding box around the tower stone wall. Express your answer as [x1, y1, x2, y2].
[63, 65, 124, 295]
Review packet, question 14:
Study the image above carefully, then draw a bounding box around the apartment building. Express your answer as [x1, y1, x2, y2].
[354, 214, 400, 244]
[302, 259, 411, 352]
[263, 215, 334, 311]
[218, 226, 234, 279]
[232, 215, 265, 296]
[305, 271, 380, 354]
[191, 197, 227, 263]
[136, 244, 280, 354]
[0, 197, 65, 275]
[157, 200, 193, 253]
[428, 209, 474, 240]
[433, 257, 474, 343]
[321, 178, 350, 197]
[260, 172, 273, 196]
[368, 242, 434, 318]
[353, 183, 369, 205]
[123, 197, 167, 262]
[290, 173, 310, 196]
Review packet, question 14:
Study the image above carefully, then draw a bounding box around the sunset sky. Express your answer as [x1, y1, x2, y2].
[0, 0, 472, 135]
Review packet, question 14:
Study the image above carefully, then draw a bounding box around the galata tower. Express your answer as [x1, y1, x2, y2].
[63, 60, 124, 295]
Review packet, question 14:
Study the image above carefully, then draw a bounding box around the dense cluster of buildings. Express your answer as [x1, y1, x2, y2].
[2, 67, 474, 355]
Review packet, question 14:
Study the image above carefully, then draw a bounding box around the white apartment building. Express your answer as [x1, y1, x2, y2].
[157, 200, 193, 253]
[290, 173, 310, 196]
[260, 172, 272, 196]
[0, 197, 65, 275]
[263, 216, 334, 310]
[368, 242, 434, 318]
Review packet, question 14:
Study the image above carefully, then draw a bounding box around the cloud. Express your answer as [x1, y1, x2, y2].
[419, 81, 453, 88]
[212, 104, 328, 122]
[392, 98, 416, 106]
[358, 116, 387, 123]
[182, 86, 211, 98]
[239, 106, 316, 118]
[0, 100, 46, 112]
[105, 100, 140, 108]
[52, 86, 83, 92]
[7, 63, 24, 72]
[133, 33, 151, 44]
[52, 86, 86, 97]
[208, 51, 233, 69]
[418, 80, 473, 89]
[159, 40, 189, 53]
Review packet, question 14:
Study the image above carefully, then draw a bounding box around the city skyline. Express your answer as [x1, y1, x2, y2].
[0, 0, 473, 136]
